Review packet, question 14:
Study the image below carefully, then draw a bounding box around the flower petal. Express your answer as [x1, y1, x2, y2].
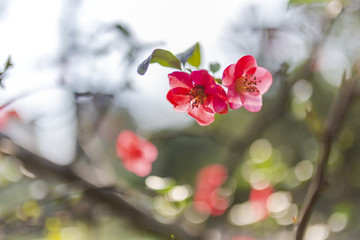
[191, 70, 216, 88]
[204, 85, 228, 114]
[222, 64, 236, 87]
[116, 130, 138, 159]
[141, 141, 158, 163]
[247, 66, 273, 94]
[240, 93, 263, 112]
[123, 160, 152, 177]
[168, 71, 193, 90]
[166, 90, 190, 112]
[188, 105, 215, 126]
[227, 86, 243, 110]
[234, 55, 257, 79]
[197, 164, 228, 189]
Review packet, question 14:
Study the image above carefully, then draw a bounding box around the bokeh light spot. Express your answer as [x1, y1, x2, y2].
[294, 160, 313, 181]
[167, 185, 191, 202]
[275, 204, 298, 226]
[267, 191, 292, 214]
[229, 202, 263, 226]
[305, 224, 330, 240]
[328, 212, 347, 232]
[292, 79, 313, 103]
[249, 139, 273, 163]
[145, 175, 170, 190]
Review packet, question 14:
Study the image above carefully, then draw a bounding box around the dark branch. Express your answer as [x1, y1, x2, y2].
[294, 73, 359, 240]
[0, 134, 200, 240]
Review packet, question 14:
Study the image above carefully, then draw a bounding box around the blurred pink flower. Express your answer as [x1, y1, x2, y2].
[167, 70, 228, 126]
[196, 164, 228, 190]
[116, 130, 158, 177]
[249, 186, 273, 221]
[0, 110, 20, 130]
[193, 164, 229, 216]
[222, 55, 273, 112]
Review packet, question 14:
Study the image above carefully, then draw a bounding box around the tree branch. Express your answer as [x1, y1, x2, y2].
[0, 134, 200, 240]
[294, 73, 359, 240]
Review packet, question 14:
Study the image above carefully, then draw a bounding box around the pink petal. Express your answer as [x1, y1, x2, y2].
[191, 70, 216, 88]
[166, 90, 190, 112]
[168, 71, 193, 90]
[116, 130, 138, 159]
[193, 191, 212, 214]
[203, 85, 228, 114]
[209, 190, 228, 216]
[247, 67, 273, 94]
[141, 141, 158, 163]
[227, 86, 243, 110]
[219, 107, 228, 115]
[188, 105, 215, 126]
[222, 64, 236, 87]
[234, 55, 257, 80]
[124, 160, 152, 177]
[197, 164, 228, 189]
[250, 186, 273, 220]
[240, 93, 263, 112]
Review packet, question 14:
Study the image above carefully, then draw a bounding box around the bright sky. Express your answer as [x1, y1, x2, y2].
[0, 0, 285, 164]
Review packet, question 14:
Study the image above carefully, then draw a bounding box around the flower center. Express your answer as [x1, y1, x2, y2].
[236, 74, 261, 93]
[129, 145, 143, 159]
[186, 85, 207, 109]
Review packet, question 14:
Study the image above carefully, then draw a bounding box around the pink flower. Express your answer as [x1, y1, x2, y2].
[116, 130, 158, 177]
[167, 70, 228, 126]
[196, 164, 228, 190]
[222, 55, 273, 112]
[0, 110, 20, 130]
[249, 186, 273, 221]
[193, 164, 229, 216]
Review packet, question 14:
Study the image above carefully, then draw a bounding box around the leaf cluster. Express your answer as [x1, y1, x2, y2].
[137, 43, 201, 75]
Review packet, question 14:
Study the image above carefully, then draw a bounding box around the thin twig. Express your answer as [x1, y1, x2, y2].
[294, 74, 359, 240]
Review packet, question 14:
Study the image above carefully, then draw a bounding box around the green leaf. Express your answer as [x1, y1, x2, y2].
[177, 43, 201, 68]
[288, 0, 331, 5]
[115, 24, 131, 37]
[137, 49, 181, 75]
[4, 56, 12, 71]
[210, 62, 220, 74]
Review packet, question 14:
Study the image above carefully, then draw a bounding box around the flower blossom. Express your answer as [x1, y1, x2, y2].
[222, 55, 273, 112]
[116, 130, 158, 177]
[193, 164, 229, 216]
[167, 70, 228, 126]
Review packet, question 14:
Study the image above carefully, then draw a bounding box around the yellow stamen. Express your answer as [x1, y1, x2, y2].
[186, 85, 207, 108]
[236, 74, 260, 93]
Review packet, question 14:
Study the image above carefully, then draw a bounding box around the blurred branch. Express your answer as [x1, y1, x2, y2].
[0, 134, 200, 240]
[294, 72, 359, 240]
[0, 56, 13, 88]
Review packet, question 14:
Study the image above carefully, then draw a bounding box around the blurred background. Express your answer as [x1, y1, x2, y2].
[0, 0, 360, 239]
